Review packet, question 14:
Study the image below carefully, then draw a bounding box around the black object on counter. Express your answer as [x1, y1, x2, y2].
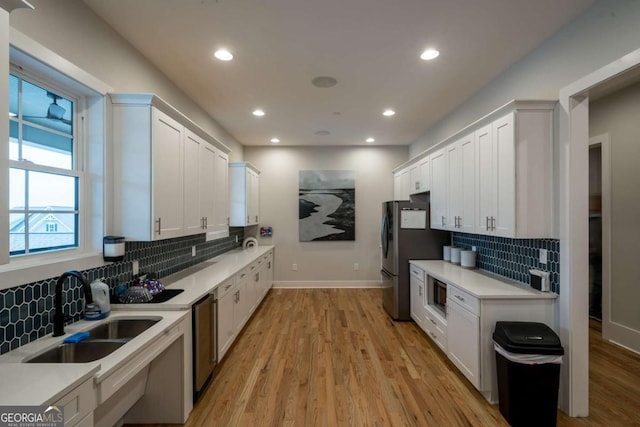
[110, 288, 184, 304]
[493, 321, 564, 427]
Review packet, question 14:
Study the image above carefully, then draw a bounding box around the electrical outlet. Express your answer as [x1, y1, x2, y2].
[292, 264, 298, 271]
[132, 260, 139, 276]
[192, 246, 196, 257]
[354, 263, 359, 271]
[539, 249, 548, 265]
[472, 246, 477, 252]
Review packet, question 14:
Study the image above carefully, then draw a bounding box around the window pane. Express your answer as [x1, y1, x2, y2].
[28, 172, 77, 211]
[28, 213, 77, 252]
[9, 213, 25, 255]
[9, 74, 18, 117]
[22, 124, 73, 169]
[9, 121, 19, 161]
[9, 168, 25, 210]
[21, 80, 72, 135]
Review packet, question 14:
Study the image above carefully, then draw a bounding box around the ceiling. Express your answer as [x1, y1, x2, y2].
[82, 0, 595, 147]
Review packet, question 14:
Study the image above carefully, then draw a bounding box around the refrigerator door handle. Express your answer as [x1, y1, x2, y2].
[380, 268, 393, 279]
[381, 214, 390, 258]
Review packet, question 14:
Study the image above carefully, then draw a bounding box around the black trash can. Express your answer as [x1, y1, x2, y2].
[493, 321, 564, 427]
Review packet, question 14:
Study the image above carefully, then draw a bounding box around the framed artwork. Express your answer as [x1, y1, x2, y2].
[299, 170, 355, 241]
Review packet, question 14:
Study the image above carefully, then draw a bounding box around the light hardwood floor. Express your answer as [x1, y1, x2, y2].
[128, 289, 640, 427]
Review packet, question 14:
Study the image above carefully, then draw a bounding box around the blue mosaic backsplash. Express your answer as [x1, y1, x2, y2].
[452, 232, 560, 293]
[0, 228, 244, 355]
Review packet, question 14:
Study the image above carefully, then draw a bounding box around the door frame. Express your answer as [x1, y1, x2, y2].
[559, 48, 640, 416]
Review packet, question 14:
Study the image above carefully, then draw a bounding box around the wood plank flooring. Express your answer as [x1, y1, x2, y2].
[128, 289, 640, 427]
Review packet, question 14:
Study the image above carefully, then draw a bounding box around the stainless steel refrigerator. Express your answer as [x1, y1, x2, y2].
[381, 200, 450, 320]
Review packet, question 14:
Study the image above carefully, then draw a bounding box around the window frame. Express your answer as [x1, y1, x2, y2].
[8, 65, 85, 258]
[0, 35, 113, 291]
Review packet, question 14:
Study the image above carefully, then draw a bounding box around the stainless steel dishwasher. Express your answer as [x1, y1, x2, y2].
[193, 291, 217, 402]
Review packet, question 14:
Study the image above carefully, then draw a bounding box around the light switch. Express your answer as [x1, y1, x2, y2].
[539, 249, 548, 265]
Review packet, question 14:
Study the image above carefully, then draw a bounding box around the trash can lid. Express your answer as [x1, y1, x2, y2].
[493, 321, 564, 355]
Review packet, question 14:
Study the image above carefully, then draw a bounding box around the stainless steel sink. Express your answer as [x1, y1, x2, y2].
[88, 318, 160, 340]
[24, 318, 161, 363]
[25, 340, 126, 363]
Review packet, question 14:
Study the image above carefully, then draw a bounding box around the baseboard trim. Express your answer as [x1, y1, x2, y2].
[273, 280, 383, 289]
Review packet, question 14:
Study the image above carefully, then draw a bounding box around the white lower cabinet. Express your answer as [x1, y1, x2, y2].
[53, 377, 95, 427]
[409, 267, 426, 330]
[217, 250, 274, 362]
[447, 296, 480, 389]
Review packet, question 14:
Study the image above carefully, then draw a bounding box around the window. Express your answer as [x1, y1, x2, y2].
[8, 71, 80, 256]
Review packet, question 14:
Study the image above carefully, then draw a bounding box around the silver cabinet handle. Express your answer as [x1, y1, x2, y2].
[227, 217, 230, 226]
[415, 181, 419, 190]
[156, 217, 161, 235]
[430, 318, 437, 325]
[491, 216, 496, 231]
[442, 216, 445, 226]
[247, 215, 250, 223]
[430, 332, 437, 339]
[455, 295, 465, 302]
[486, 216, 490, 231]
[418, 287, 422, 297]
[255, 215, 258, 222]
[224, 283, 232, 291]
[205, 217, 208, 229]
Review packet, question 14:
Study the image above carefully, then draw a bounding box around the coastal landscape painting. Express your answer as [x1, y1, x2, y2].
[299, 170, 355, 241]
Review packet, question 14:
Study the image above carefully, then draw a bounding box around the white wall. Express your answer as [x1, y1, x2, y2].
[9, 0, 244, 161]
[244, 145, 408, 286]
[410, 0, 640, 158]
[590, 80, 640, 332]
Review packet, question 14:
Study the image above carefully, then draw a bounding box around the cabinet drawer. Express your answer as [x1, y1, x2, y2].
[217, 277, 236, 298]
[423, 306, 446, 336]
[448, 285, 479, 315]
[54, 377, 95, 427]
[410, 265, 425, 282]
[424, 321, 447, 353]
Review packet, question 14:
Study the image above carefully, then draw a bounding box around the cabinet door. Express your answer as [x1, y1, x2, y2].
[410, 275, 425, 329]
[212, 149, 229, 232]
[393, 172, 403, 200]
[152, 109, 184, 239]
[409, 164, 421, 194]
[446, 142, 462, 231]
[447, 299, 480, 388]
[476, 123, 494, 234]
[183, 130, 204, 235]
[250, 169, 260, 224]
[460, 134, 476, 232]
[419, 157, 430, 192]
[430, 149, 447, 229]
[493, 113, 515, 237]
[217, 288, 235, 361]
[200, 143, 217, 232]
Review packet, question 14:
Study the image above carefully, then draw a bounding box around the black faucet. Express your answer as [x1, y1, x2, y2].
[53, 270, 94, 337]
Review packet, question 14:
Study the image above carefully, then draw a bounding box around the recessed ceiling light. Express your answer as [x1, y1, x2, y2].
[366, 137, 375, 143]
[252, 109, 265, 117]
[314, 130, 331, 136]
[270, 138, 280, 143]
[312, 76, 338, 88]
[420, 48, 440, 61]
[383, 109, 396, 117]
[214, 49, 233, 61]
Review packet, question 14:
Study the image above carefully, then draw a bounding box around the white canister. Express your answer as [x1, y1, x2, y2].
[450, 247, 461, 264]
[443, 246, 451, 261]
[90, 279, 111, 319]
[461, 250, 477, 269]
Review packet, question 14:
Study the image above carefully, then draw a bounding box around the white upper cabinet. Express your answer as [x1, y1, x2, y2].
[393, 167, 410, 200]
[212, 149, 230, 235]
[229, 162, 260, 226]
[476, 106, 554, 238]
[430, 148, 447, 230]
[111, 93, 231, 241]
[394, 155, 430, 200]
[411, 100, 555, 238]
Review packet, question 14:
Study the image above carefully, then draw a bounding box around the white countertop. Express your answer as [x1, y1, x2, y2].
[409, 260, 557, 299]
[111, 245, 274, 310]
[0, 246, 273, 406]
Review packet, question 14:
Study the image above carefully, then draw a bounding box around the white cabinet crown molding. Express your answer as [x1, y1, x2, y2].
[394, 99, 557, 171]
[109, 93, 231, 154]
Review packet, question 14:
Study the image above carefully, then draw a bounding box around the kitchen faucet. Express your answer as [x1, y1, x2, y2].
[52, 270, 94, 337]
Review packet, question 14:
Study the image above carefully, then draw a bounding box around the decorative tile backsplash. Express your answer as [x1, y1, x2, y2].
[0, 229, 244, 355]
[452, 232, 560, 293]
